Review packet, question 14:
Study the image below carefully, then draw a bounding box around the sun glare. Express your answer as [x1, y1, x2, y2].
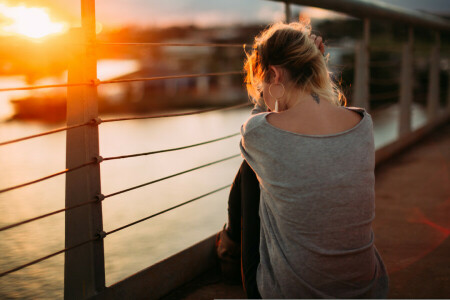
[0, 4, 67, 39]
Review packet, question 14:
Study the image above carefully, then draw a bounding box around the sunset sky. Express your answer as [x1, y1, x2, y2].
[73, 0, 450, 27]
[94, 0, 450, 27]
[0, 0, 449, 37]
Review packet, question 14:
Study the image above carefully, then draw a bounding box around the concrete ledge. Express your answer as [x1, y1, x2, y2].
[91, 110, 449, 300]
[91, 234, 218, 300]
[375, 110, 450, 167]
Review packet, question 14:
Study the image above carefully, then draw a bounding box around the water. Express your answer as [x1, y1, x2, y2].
[0, 103, 429, 299]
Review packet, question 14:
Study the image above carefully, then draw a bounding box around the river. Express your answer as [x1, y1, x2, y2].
[0, 103, 428, 298]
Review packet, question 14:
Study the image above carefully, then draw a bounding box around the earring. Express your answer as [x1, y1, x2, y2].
[269, 83, 285, 112]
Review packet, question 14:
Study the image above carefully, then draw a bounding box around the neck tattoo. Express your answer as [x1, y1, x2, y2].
[311, 92, 320, 104]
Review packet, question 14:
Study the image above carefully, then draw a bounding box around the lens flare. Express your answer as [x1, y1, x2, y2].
[0, 4, 67, 39]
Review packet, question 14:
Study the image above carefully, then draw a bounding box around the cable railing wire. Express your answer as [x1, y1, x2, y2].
[0, 121, 93, 147]
[104, 132, 240, 161]
[329, 63, 354, 70]
[0, 102, 251, 147]
[0, 82, 92, 93]
[0, 234, 99, 278]
[0, 183, 232, 277]
[370, 91, 399, 101]
[0, 131, 242, 194]
[0, 71, 242, 93]
[99, 71, 243, 85]
[0, 154, 241, 232]
[369, 45, 402, 53]
[106, 184, 231, 235]
[47, 40, 253, 48]
[369, 60, 401, 68]
[104, 154, 240, 199]
[0, 160, 96, 194]
[370, 78, 399, 85]
[0, 198, 98, 232]
[101, 102, 252, 123]
[96, 42, 250, 48]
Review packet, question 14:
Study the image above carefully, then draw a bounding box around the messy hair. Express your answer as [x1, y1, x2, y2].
[243, 20, 346, 108]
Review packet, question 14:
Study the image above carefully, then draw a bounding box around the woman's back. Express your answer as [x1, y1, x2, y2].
[237, 19, 389, 298]
[266, 94, 363, 136]
[239, 106, 389, 298]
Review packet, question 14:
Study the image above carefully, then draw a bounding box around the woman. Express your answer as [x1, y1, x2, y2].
[216, 21, 389, 299]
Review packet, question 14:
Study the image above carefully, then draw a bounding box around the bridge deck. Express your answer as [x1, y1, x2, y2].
[162, 121, 450, 299]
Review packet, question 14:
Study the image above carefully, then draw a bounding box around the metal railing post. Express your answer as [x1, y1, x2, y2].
[447, 66, 450, 113]
[427, 32, 440, 121]
[64, 0, 105, 298]
[353, 18, 370, 112]
[399, 27, 414, 136]
[285, 2, 291, 23]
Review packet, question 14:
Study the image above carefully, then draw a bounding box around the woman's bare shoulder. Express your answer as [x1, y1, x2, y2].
[338, 106, 364, 121]
[266, 105, 364, 135]
[324, 106, 364, 133]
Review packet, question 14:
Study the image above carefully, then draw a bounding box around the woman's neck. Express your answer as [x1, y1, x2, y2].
[282, 89, 320, 111]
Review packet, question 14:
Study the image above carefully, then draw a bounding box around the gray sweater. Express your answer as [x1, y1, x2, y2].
[239, 105, 389, 298]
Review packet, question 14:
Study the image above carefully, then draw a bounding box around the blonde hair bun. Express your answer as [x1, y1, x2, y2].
[244, 20, 346, 107]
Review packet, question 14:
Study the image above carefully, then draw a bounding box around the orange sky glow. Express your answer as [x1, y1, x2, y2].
[0, 3, 68, 38]
[0, 0, 448, 34]
[0, 0, 349, 36]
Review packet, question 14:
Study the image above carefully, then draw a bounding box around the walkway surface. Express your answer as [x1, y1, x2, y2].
[162, 121, 450, 299]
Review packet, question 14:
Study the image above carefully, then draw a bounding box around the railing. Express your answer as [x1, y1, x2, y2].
[0, 24, 252, 297]
[280, 0, 450, 130]
[0, 0, 449, 299]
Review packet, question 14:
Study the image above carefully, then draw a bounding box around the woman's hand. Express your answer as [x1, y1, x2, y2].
[309, 34, 325, 55]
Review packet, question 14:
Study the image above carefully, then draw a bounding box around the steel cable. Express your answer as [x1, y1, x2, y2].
[106, 184, 231, 235]
[370, 91, 399, 101]
[103, 132, 240, 161]
[369, 60, 400, 68]
[0, 198, 98, 233]
[0, 183, 232, 277]
[0, 82, 92, 92]
[0, 131, 243, 195]
[0, 121, 92, 147]
[0, 71, 242, 93]
[0, 160, 96, 195]
[369, 45, 402, 53]
[0, 154, 241, 232]
[99, 71, 242, 85]
[370, 78, 399, 85]
[329, 63, 354, 69]
[0, 103, 250, 147]
[104, 154, 240, 199]
[101, 102, 251, 123]
[96, 42, 250, 48]
[0, 235, 99, 278]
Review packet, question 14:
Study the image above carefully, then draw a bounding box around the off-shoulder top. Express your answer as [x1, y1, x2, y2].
[239, 104, 389, 298]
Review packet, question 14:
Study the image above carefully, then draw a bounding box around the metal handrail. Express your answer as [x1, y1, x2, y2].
[2, 0, 449, 293]
[96, 42, 250, 48]
[272, 0, 450, 31]
[0, 183, 231, 278]
[0, 160, 96, 194]
[0, 132, 240, 196]
[0, 102, 251, 147]
[0, 71, 243, 93]
[0, 154, 241, 232]
[103, 154, 240, 199]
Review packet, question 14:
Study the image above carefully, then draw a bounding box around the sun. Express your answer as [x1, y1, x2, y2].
[0, 4, 67, 39]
